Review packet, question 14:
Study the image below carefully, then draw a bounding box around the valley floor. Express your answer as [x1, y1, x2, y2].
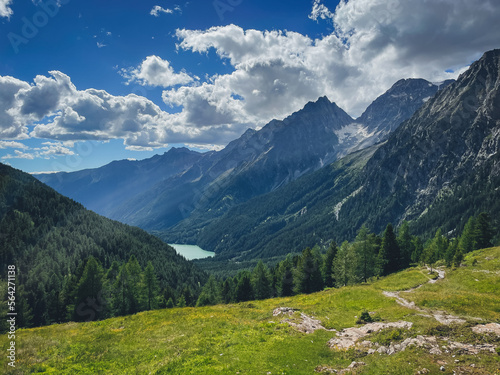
[2, 248, 500, 374]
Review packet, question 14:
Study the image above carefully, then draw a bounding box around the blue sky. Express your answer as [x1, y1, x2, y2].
[1, 0, 499, 173]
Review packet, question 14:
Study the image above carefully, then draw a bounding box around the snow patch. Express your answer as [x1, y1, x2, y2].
[334, 123, 372, 144]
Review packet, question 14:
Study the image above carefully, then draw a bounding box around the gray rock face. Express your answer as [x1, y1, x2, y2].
[360, 49, 500, 228]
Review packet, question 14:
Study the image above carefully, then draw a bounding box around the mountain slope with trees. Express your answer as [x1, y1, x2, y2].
[167, 49, 500, 262]
[0, 163, 207, 327]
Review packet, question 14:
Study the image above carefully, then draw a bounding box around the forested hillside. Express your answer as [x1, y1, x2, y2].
[0, 163, 207, 327]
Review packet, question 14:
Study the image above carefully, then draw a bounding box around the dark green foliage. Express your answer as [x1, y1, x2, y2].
[166, 297, 174, 308]
[251, 261, 273, 300]
[379, 224, 401, 275]
[333, 241, 358, 287]
[144, 262, 159, 310]
[276, 255, 294, 297]
[75, 257, 105, 321]
[0, 163, 206, 327]
[294, 247, 324, 294]
[397, 221, 414, 268]
[236, 271, 253, 302]
[352, 226, 376, 282]
[322, 241, 337, 287]
[357, 310, 374, 324]
[474, 212, 494, 250]
[196, 275, 221, 307]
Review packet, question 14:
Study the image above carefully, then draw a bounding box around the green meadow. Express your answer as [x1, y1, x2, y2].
[2, 247, 500, 374]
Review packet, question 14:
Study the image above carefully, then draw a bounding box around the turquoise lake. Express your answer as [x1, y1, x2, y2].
[169, 244, 215, 260]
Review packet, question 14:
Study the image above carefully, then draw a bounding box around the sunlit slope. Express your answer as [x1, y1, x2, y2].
[2, 247, 499, 374]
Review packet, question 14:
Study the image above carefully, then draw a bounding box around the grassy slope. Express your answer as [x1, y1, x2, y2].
[2, 248, 500, 374]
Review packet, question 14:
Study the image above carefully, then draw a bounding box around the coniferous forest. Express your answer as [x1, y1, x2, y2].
[0, 163, 207, 328]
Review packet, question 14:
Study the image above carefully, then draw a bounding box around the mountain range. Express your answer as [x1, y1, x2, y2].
[178, 49, 500, 261]
[36, 77, 451, 234]
[35, 49, 500, 264]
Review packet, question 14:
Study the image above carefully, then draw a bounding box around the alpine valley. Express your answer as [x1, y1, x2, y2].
[36, 75, 459, 258]
[2, 45, 500, 375]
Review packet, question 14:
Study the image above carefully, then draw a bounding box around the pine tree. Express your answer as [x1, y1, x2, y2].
[333, 241, 358, 287]
[277, 256, 294, 297]
[251, 261, 273, 300]
[411, 237, 424, 264]
[353, 226, 375, 282]
[143, 262, 159, 310]
[379, 223, 401, 275]
[445, 239, 459, 267]
[125, 255, 144, 314]
[176, 295, 186, 308]
[322, 241, 337, 287]
[294, 247, 324, 294]
[458, 216, 477, 254]
[74, 256, 105, 321]
[113, 264, 131, 316]
[236, 271, 253, 302]
[221, 278, 235, 303]
[474, 212, 493, 250]
[397, 221, 414, 268]
[196, 275, 222, 307]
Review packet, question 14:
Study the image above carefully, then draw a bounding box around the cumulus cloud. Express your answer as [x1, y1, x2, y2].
[2, 150, 35, 160]
[0, 141, 28, 149]
[150, 5, 173, 17]
[3, 0, 500, 151]
[157, 0, 500, 131]
[0, 0, 13, 19]
[0, 71, 246, 150]
[121, 56, 195, 88]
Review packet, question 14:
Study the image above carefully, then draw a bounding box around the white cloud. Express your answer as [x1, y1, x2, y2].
[3, 0, 500, 151]
[0, 71, 246, 149]
[37, 142, 75, 156]
[2, 150, 35, 160]
[150, 5, 173, 17]
[121, 56, 194, 88]
[97, 42, 107, 48]
[166, 0, 500, 128]
[0, 141, 28, 149]
[309, 0, 334, 21]
[0, 0, 13, 19]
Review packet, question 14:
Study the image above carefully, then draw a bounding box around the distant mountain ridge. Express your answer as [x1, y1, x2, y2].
[36, 77, 449, 232]
[180, 49, 500, 260]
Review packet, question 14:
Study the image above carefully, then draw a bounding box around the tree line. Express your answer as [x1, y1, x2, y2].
[193, 213, 495, 307]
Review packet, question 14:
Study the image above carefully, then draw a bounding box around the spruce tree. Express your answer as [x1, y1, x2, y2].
[74, 256, 105, 321]
[277, 256, 294, 297]
[196, 275, 221, 307]
[125, 255, 144, 314]
[474, 212, 493, 250]
[397, 221, 414, 268]
[236, 271, 253, 302]
[251, 261, 273, 300]
[322, 241, 338, 287]
[294, 247, 324, 294]
[143, 262, 159, 310]
[380, 223, 401, 275]
[458, 216, 477, 254]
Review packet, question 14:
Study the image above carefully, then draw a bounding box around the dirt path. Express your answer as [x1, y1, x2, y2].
[382, 267, 470, 325]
